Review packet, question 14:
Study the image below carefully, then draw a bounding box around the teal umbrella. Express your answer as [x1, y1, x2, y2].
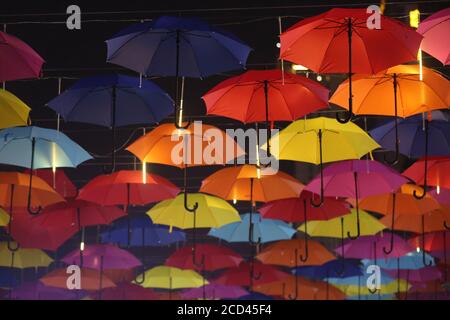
[0, 126, 92, 214]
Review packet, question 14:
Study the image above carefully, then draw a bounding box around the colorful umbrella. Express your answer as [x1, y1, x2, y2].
[25, 169, 78, 198]
[98, 283, 158, 300]
[182, 284, 248, 300]
[362, 251, 436, 270]
[0, 89, 31, 129]
[0, 208, 10, 227]
[417, 8, 450, 65]
[292, 259, 363, 279]
[10, 281, 88, 300]
[0, 31, 44, 81]
[0, 242, 53, 268]
[0, 126, 91, 214]
[430, 187, 450, 206]
[280, 8, 422, 122]
[47, 74, 173, 171]
[41, 267, 116, 291]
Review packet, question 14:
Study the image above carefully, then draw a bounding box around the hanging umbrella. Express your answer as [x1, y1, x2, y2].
[0, 31, 44, 81]
[41, 267, 116, 291]
[266, 118, 380, 209]
[98, 283, 158, 300]
[256, 239, 335, 267]
[362, 251, 436, 270]
[417, 8, 450, 65]
[100, 214, 186, 247]
[0, 268, 21, 289]
[280, 8, 422, 122]
[0, 242, 53, 268]
[182, 284, 249, 300]
[46, 74, 173, 171]
[331, 65, 450, 164]
[292, 259, 363, 280]
[0, 208, 10, 227]
[0, 126, 91, 214]
[166, 243, 243, 272]
[208, 213, 296, 244]
[25, 169, 78, 198]
[78, 170, 179, 210]
[106, 16, 251, 128]
[0, 89, 31, 129]
[10, 281, 88, 300]
[202, 69, 329, 155]
[430, 187, 450, 206]
[254, 275, 346, 300]
[306, 159, 406, 238]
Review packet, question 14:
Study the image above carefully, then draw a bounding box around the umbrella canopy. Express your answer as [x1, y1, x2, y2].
[147, 193, 240, 230]
[362, 251, 436, 270]
[41, 268, 116, 291]
[430, 187, 450, 206]
[280, 8, 421, 74]
[0, 126, 92, 169]
[166, 244, 243, 272]
[409, 231, 450, 253]
[297, 209, 386, 238]
[0, 89, 31, 129]
[292, 259, 363, 279]
[200, 165, 304, 203]
[254, 275, 346, 300]
[256, 239, 336, 267]
[208, 213, 296, 244]
[417, 8, 450, 65]
[78, 170, 179, 209]
[98, 283, 158, 300]
[0, 208, 10, 227]
[134, 266, 207, 289]
[126, 122, 245, 167]
[0, 268, 21, 288]
[100, 215, 186, 247]
[0, 242, 53, 268]
[182, 284, 249, 300]
[0, 31, 44, 81]
[10, 281, 88, 300]
[106, 16, 251, 78]
[26, 169, 78, 198]
[62, 244, 142, 270]
[403, 157, 450, 190]
[214, 261, 289, 288]
[202, 69, 329, 123]
[259, 191, 350, 223]
[335, 279, 409, 296]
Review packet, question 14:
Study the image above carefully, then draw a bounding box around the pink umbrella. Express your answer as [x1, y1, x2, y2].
[97, 283, 158, 300]
[306, 160, 408, 239]
[418, 8, 450, 65]
[10, 281, 88, 300]
[385, 267, 442, 283]
[181, 284, 249, 300]
[0, 31, 44, 81]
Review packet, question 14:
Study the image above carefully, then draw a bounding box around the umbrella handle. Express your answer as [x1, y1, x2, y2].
[413, 117, 429, 200]
[383, 193, 396, 255]
[175, 118, 191, 130]
[27, 138, 42, 216]
[299, 200, 309, 262]
[336, 111, 352, 124]
[310, 130, 324, 208]
[368, 286, 378, 294]
[287, 276, 299, 300]
[444, 221, 450, 230]
[134, 268, 146, 284]
[347, 172, 361, 240]
[6, 239, 19, 252]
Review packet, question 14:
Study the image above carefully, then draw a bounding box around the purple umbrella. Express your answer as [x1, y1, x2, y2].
[386, 267, 442, 283]
[181, 284, 249, 300]
[430, 187, 450, 206]
[306, 160, 408, 239]
[10, 281, 87, 300]
[0, 31, 44, 81]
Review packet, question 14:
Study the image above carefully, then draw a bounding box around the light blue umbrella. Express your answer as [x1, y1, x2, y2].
[362, 251, 435, 270]
[208, 213, 296, 244]
[0, 126, 92, 214]
[328, 269, 395, 287]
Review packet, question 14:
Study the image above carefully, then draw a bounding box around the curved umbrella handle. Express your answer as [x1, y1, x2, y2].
[27, 138, 42, 216]
[311, 130, 324, 208]
[383, 193, 396, 255]
[413, 117, 429, 200]
[175, 118, 191, 130]
[347, 172, 361, 240]
[336, 111, 352, 124]
[134, 268, 146, 285]
[287, 277, 298, 300]
[299, 200, 309, 262]
[368, 286, 378, 294]
[7, 239, 19, 252]
[443, 220, 450, 230]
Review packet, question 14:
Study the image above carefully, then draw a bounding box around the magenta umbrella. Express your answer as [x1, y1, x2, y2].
[417, 8, 450, 65]
[306, 160, 408, 239]
[97, 283, 158, 300]
[0, 31, 44, 81]
[9, 281, 87, 300]
[386, 267, 442, 283]
[181, 284, 249, 300]
[430, 187, 450, 206]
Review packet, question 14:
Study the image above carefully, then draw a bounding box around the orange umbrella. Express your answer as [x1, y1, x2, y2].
[403, 156, 450, 190]
[360, 184, 440, 255]
[330, 65, 450, 163]
[40, 267, 116, 291]
[253, 275, 346, 300]
[256, 239, 335, 267]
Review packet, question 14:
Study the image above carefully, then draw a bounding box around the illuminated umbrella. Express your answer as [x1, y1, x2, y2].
[417, 8, 450, 65]
[41, 268, 116, 291]
[0, 31, 44, 81]
[0, 126, 91, 214]
[306, 160, 406, 239]
[0, 89, 31, 129]
[280, 8, 422, 122]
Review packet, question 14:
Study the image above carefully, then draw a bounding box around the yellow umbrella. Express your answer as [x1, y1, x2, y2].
[0, 208, 9, 227]
[335, 278, 410, 296]
[0, 89, 31, 129]
[0, 242, 53, 268]
[264, 117, 379, 206]
[147, 193, 240, 230]
[134, 266, 207, 291]
[297, 209, 386, 239]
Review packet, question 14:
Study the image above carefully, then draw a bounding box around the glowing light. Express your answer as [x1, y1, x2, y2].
[437, 185, 440, 195]
[292, 64, 308, 71]
[52, 142, 57, 174]
[316, 75, 322, 82]
[418, 48, 423, 81]
[255, 144, 261, 179]
[276, 42, 281, 48]
[80, 241, 85, 251]
[416, 247, 420, 253]
[142, 162, 147, 184]
[409, 9, 420, 29]
[233, 198, 237, 205]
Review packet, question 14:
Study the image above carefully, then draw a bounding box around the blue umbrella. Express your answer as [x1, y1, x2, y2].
[46, 74, 173, 172]
[100, 214, 186, 247]
[370, 111, 450, 198]
[106, 16, 251, 129]
[0, 267, 21, 288]
[208, 213, 296, 244]
[328, 269, 395, 287]
[292, 259, 363, 280]
[0, 126, 92, 214]
[362, 251, 435, 270]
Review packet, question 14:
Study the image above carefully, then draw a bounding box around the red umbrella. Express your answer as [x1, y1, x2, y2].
[165, 244, 243, 272]
[25, 169, 78, 199]
[0, 31, 44, 81]
[214, 261, 289, 291]
[202, 69, 329, 155]
[280, 8, 422, 122]
[40, 268, 116, 292]
[78, 170, 180, 210]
